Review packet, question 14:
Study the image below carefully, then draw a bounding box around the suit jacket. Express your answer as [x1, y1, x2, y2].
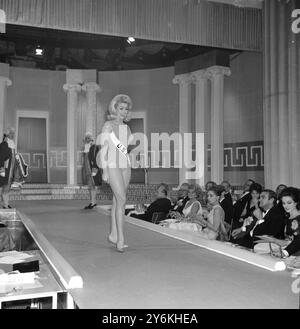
[172, 196, 189, 214]
[220, 193, 234, 224]
[233, 204, 286, 249]
[252, 204, 286, 239]
[232, 192, 251, 228]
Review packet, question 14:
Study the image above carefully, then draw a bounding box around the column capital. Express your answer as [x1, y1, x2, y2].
[206, 66, 231, 79]
[190, 69, 210, 83]
[63, 83, 82, 93]
[172, 73, 193, 85]
[82, 82, 101, 93]
[276, 0, 290, 5]
[0, 76, 12, 87]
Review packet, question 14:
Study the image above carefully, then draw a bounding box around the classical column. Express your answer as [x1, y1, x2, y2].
[82, 82, 101, 138]
[191, 69, 210, 186]
[172, 73, 193, 185]
[0, 77, 12, 139]
[206, 66, 231, 184]
[63, 83, 82, 185]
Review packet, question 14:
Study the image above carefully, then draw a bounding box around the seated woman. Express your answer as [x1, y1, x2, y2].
[169, 184, 203, 220]
[161, 184, 203, 232]
[238, 183, 262, 223]
[194, 185, 229, 241]
[255, 187, 300, 258]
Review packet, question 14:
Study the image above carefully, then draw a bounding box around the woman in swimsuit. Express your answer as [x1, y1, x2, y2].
[97, 95, 133, 252]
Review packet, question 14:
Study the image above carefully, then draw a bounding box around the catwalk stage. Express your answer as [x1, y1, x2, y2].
[12, 200, 299, 309]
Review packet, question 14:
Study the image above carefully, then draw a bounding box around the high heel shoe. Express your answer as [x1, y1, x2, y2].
[107, 236, 128, 250]
[84, 203, 97, 210]
[116, 241, 128, 252]
[116, 242, 125, 253]
[107, 235, 117, 245]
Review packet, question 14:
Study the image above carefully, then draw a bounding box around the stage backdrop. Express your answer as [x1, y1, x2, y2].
[4, 51, 263, 187]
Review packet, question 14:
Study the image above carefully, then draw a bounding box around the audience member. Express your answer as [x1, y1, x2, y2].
[269, 187, 300, 258]
[240, 183, 263, 219]
[176, 184, 203, 220]
[231, 179, 255, 229]
[276, 184, 287, 199]
[170, 182, 190, 214]
[231, 189, 286, 249]
[220, 182, 234, 225]
[195, 185, 228, 241]
[204, 181, 217, 205]
[129, 183, 172, 222]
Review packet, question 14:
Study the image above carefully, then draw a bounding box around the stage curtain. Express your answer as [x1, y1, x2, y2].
[263, 0, 300, 188]
[0, 0, 261, 51]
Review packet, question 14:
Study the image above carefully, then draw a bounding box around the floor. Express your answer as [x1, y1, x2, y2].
[14, 200, 299, 309]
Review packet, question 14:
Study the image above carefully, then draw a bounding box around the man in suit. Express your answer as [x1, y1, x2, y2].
[220, 180, 234, 225]
[231, 179, 255, 229]
[130, 183, 172, 222]
[170, 182, 190, 214]
[231, 189, 286, 249]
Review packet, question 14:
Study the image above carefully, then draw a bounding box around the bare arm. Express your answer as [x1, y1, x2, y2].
[196, 208, 223, 232]
[96, 122, 112, 181]
[188, 202, 201, 219]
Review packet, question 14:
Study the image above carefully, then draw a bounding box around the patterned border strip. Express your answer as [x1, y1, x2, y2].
[19, 141, 264, 172]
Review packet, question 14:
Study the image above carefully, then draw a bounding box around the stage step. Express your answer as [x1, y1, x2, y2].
[9, 183, 179, 202]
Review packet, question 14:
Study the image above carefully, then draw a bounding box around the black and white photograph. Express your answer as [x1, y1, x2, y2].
[0, 0, 300, 313]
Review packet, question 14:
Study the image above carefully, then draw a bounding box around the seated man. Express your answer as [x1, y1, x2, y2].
[168, 182, 190, 218]
[219, 182, 234, 225]
[231, 179, 255, 230]
[231, 189, 286, 249]
[129, 183, 172, 222]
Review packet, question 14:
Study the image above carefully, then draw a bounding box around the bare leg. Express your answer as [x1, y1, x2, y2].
[108, 168, 127, 251]
[122, 167, 131, 191]
[2, 186, 9, 208]
[108, 195, 118, 243]
[90, 188, 97, 205]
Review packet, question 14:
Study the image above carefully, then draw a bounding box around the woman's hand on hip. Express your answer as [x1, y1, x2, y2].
[102, 171, 109, 183]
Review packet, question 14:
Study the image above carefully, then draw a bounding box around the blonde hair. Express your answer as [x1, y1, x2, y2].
[189, 183, 203, 200]
[83, 132, 93, 143]
[108, 94, 132, 122]
[5, 127, 15, 135]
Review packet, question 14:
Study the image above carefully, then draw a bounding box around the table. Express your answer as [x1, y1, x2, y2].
[0, 250, 64, 309]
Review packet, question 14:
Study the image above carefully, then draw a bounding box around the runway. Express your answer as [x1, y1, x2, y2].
[14, 200, 299, 309]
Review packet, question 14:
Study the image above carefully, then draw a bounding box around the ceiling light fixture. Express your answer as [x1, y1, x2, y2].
[126, 37, 135, 44]
[35, 45, 43, 56]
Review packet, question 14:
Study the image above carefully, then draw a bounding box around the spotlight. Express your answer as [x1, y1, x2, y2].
[35, 45, 43, 56]
[126, 37, 135, 44]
